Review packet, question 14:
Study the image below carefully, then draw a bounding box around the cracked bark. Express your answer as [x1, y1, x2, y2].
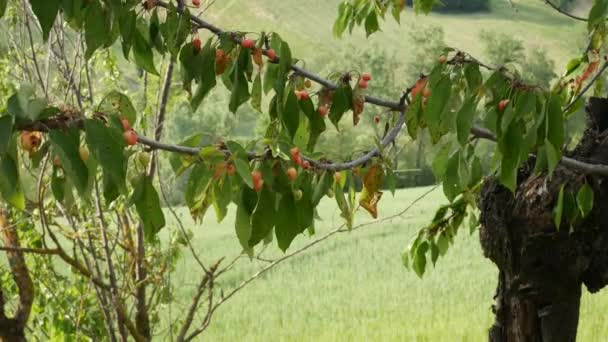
[480, 97, 608, 342]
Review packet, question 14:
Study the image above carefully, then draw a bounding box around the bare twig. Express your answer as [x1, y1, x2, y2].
[93, 181, 130, 341]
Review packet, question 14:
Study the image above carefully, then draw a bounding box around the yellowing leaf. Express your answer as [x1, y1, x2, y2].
[359, 164, 384, 218]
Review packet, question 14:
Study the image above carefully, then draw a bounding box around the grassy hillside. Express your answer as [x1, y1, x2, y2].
[202, 0, 587, 71]
[160, 187, 608, 341]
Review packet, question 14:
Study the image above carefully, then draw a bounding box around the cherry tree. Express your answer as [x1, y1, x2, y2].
[0, 0, 607, 341]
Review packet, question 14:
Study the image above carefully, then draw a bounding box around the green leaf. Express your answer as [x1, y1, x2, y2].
[0, 116, 13, 157]
[191, 40, 218, 111]
[98, 91, 137, 126]
[30, 0, 60, 41]
[577, 182, 594, 218]
[406, 94, 423, 139]
[0, 0, 7, 19]
[133, 30, 159, 76]
[545, 139, 560, 176]
[425, 74, 452, 142]
[300, 97, 326, 151]
[234, 159, 253, 188]
[364, 9, 380, 37]
[84, 1, 108, 58]
[588, 0, 608, 32]
[456, 96, 476, 146]
[228, 48, 251, 113]
[412, 241, 428, 278]
[213, 176, 233, 223]
[464, 63, 483, 92]
[184, 163, 212, 211]
[275, 190, 313, 251]
[7, 86, 48, 123]
[443, 150, 462, 202]
[132, 175, 166, 242]
[51, 167, 66, 202]
[546, 94, 564, 152]
[235, 187, 258, 251]
[431, 144, 450, 179]
[49, 129, 89, 196]
[251, 73, 262, 112]
[329, 85, 353, 129]
[84, 119, 127, 202]
[249, 187, 276, 246]
[498, 121, 524, 192]
[553, 185, 565, 230]
[312, 171, 333, 206]
[282, 90, 300, 140]
[0, 154, 25, 210]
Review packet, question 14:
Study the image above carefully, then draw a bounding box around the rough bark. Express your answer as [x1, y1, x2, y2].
[479, 97, 608, 342]
[0, 210, 33, 342]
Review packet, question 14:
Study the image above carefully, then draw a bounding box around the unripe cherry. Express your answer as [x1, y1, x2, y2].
[124, 130, 138, 146]
[326, 188, 335, 198]
[241, 38, 255, 49]
[304, 79, 312, 88]
[293, 189, 303, 201]
[334, 171, 342, 183]
[79, 146, 90, 162]
[287, 167, 297, 181]
[361, 73, 372, 82]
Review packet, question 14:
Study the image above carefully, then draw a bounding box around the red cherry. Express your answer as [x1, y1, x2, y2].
[359, 79, 368, 89]
[302, 160, 310, 170]
[192, 0, 200, 7]
[422, 88, 431, 98]
[498, 99, 510, 112]
[296, 90, 309, 101]
[266, 49, 277, 60]
[241, 39, 255, 49]
[192, 38, 202, 52]
[290, 147, 300, 159]
[287, 167, 297, 181]
[361, 73, 372, 82]
[318, 105, 329, 117]
[121, 118, 131, 131]
[251, 170, 262, 184]
[124, 130, 138, 146]
[253, 179, 264, 192]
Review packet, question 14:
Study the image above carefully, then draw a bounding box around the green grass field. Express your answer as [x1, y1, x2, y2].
[204, 0, 587, 70]
[160, 187, 608, 341]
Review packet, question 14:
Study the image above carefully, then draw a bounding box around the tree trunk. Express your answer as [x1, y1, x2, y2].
[479, 97, 608, 342]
